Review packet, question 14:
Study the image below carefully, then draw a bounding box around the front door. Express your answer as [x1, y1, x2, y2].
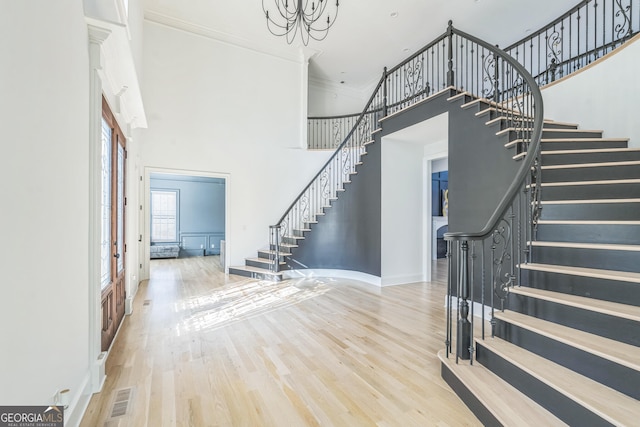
[101, 96, 126, 352]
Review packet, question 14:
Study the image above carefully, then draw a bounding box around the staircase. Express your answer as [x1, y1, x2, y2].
[228, 144, 370, 281]
[440, 95, 640, 425]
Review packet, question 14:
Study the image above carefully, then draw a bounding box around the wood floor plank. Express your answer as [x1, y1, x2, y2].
[80, 257, 480, 426]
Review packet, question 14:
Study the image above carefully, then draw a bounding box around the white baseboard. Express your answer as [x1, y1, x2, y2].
[380, 273, 424, 287]
[63, 373, 91, 427]
[284, 269, 382, 286]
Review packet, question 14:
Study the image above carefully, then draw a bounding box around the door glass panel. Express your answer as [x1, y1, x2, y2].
[117, 144, 125, 272]
[100, 118, 112, 289]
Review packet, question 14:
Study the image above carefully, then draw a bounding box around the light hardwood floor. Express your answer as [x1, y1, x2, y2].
[80, 257, 481, 426]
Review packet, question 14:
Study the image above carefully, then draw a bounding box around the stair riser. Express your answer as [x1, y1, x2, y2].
[541, 140, 628, 151]
[246, 259, 275, 269]
[506, 131, 603, 140]
[540, 183, 640, 200]
[540, 202, 640, 220]
[462, 101, 492, 113]
[439, 362, 502, 427]
[506, 293, 640, 347]
[282, 236, 302, 245]
[542, 122, 579, 130]
[542, 164, 640, 182]
[536, 223, 640, 245]
[476, 343, 612, 426]
[227, 267, 282, 282]
[271, 244, 297, 252]
[521, 269, 640, 306]
[292, 229, 308, 238]
[542, 151, 640, 166]
[530, 246, 640, 273]
[494, 321, 640, 400]
[257, 251, 288, 262]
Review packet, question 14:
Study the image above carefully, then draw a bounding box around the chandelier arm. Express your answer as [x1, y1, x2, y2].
[263, 0, 338, 45]
[263, 0, 298, 22]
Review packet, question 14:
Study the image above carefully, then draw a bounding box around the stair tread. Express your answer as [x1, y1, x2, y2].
[539, 137, 629, 143]
[446, 91, 471, 102]
[228, 265, 283, 275]
[486, 117, 578, 128]
[542, 147, 638, 155]
[505, 137, 630, 150]
[533, 178, 640, 187]
[258, 249, 292, 256]
[529, 241, 640, 252]
[519, 262, 640, 285]
[477, 336, 640, 426]
[494, 310, 640, 372]
[542, 160, 640, 170]
[461, 97, 494, 109]
[508, 283, 640, 321]
[498, 127, 602, 136]
[541, 198, 640, 204]
[537, 220, 640, 225]
[246, 257, 284, 265]
[438, 350, 567, 426]
[279, 243, 299, 248]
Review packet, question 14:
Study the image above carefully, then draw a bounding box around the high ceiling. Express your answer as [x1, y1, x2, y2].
[143, 0, 579, 92]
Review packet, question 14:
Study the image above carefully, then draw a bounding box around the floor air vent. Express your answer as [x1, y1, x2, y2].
[109, 387, 134, 419]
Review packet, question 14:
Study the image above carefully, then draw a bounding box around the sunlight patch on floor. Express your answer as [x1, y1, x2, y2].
[176, 278, 331, 333]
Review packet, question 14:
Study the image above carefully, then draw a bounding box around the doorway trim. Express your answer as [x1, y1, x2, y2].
[141, 167, 230, 281]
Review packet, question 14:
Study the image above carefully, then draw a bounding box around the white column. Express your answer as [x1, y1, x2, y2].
[87, 23, 111, 393]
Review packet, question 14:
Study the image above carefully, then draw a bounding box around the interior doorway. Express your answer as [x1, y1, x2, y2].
[141, 168, 230, 281]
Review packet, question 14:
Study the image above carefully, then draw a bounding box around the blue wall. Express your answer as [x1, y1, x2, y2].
[150, 173, 225, 256]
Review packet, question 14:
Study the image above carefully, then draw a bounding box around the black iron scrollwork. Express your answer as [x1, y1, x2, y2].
[615, 0, 632, 39]
[529, 155, 543, 239]
[403, 58, 424, 99]
[299, 194, 310, 223]
[481, 53, 497, 99]
[546, 31, 562, 83]
[331, 120, 342, 149]
[492, 218, 514, 311]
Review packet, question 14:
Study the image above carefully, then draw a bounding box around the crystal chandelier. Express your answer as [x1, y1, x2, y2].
[262, 0, 340, 45]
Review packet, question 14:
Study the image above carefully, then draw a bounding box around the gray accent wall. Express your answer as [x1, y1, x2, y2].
[150, 173, 225, 256]
[287, 138, 382, 276]
[446, 107, 518, 233]
[285, 89, 522, 282]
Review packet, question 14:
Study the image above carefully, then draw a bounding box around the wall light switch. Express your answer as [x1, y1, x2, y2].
[211, 244, 215, 248]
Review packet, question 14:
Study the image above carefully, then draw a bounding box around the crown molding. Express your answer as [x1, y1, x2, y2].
[86, 16, 148, 129]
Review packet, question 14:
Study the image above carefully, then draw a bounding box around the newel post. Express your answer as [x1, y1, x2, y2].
[447, 20, 454, 87]
[269, 225, 281, 273]
[457, 240, 471, 360]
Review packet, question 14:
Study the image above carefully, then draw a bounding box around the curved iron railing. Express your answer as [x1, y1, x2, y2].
[309, 1, 639, 151]
[269, 74, 386, 265]
[505, 0, 639, 86]
[307, 112, 362, 150]
[442, 26, 544, 363]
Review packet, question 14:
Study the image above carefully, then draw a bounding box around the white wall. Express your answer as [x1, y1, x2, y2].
[381, 140, 425, 285]
[381, 113, 449, 286]
[0, 0, 91, 413]
[139, 22, 331, 268]
[308, 79, 369, 117]
[542, 35, 640, 147]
